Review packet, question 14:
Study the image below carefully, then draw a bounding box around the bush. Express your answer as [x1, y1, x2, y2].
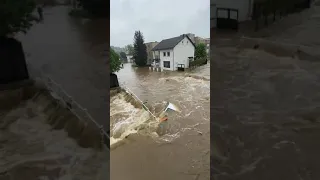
[195, 43, 207, 60]
[189, 57, 207, 68]
[110, 48, 122, 73]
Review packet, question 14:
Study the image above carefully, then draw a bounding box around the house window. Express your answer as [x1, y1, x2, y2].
[163, 52, 166, 56]
[163, 61, 170, 68]
[167, 52, 170, 56]
[182, 41, 184, 44]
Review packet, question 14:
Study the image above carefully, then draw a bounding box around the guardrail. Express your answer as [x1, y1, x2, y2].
[123, 87, 157, 119]
[27, 64, 109, 149]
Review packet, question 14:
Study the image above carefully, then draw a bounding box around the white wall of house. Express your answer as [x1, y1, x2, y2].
[173, 36, 195, 70]
[211, 0, 254, 27]
[159, 49, 174, 71]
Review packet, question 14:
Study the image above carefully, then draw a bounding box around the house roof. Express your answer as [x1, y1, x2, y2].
[152, 34, 196, 51]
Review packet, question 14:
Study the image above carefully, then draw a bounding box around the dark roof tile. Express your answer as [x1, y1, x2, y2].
[152, 34, 195, 51]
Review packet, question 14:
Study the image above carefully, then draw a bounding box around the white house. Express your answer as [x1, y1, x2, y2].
[211, 0, 255, 28]
[152, 34, 195, 71]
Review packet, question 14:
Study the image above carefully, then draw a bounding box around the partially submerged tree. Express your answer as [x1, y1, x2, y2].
[110, 48, 122, 73]
[133, 31, 147, 66]
[0, 0, 37, 37]
[195, 43, 207, 59]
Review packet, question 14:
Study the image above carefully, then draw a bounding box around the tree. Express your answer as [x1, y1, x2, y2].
[195, 43, 207, 59]
[0, 0, 37, 37]
[119, 52, 127, 61]
[133, 31, 147, 66]
[110, 48, 122, 73]
[124, 44, 134, 55]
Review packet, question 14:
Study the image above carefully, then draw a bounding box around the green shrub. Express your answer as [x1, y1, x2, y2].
[110, 48, 122, 73]
[189, 58, 207, 68]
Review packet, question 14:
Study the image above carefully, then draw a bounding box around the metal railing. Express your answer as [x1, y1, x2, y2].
[27, 64, 109, 149]
[123, 87, 157, 120]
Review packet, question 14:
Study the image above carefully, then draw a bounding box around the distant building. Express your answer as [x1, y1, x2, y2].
[145, 41, 159, 65]
[152, 34, 195, 71]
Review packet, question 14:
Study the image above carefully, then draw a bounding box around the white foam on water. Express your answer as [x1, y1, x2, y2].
[110, 75, 210, 146]
[110, 93, 159, 147]
[0, 100, 109, 180]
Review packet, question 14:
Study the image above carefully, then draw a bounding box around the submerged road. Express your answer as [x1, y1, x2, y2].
[17, 6, 109, 130]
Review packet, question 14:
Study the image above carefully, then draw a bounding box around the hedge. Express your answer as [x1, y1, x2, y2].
[189, 58, 207, 69]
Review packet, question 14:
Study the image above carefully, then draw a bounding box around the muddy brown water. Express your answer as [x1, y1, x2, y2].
[110, 63, 210, 180]
[13, 5, 210, 179]
[0, 82, 109, 180]
[211, 4, 320, 179]
[16, 6, 109, 131]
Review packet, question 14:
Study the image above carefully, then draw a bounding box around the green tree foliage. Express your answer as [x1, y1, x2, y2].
[77, 0, 108, 17]
[0, 0, 37, 37]
[124, 44, 134, 55]
[195, 43, 207, 59]
[110, 48, 122, 73]
[133, 31, 147, 66]
[119, 52, 127, 60]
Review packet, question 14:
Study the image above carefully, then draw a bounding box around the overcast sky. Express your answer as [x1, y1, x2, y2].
[110, 0, 210, 47]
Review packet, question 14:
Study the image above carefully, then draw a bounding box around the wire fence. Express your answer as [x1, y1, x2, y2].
[27, 64, 109, 149]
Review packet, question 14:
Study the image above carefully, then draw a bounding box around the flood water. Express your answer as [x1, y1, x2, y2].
[16, 6, 109, 130]
[14, 5, 210, 179]
[111, 63, 210, 180]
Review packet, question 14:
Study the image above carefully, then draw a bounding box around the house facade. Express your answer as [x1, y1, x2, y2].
[152, 34, 195, 71]
[145, 41, 159, 65]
